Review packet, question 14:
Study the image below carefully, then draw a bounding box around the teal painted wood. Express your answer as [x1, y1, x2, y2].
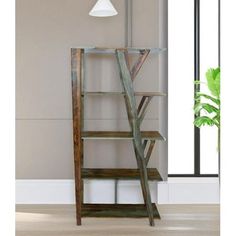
[115, 49, 155, 226]
[77, 47, 166, 55]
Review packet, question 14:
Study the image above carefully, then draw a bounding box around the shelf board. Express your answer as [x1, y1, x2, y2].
[82, 131, 165, 141]
[73, 47, 167, 55]
[82, 91, 166, 97]
[82, 203, 160, 218]
[82, 168, 163, 181]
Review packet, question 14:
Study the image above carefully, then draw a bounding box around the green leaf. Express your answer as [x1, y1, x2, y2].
[194, 103, 219, 114]
[193, 67, 221, 130]
[194, 116, 218, 128]
[212, 114, 220, 126]
[205, 68, 220, 98]
[214, 71, 220, 97]
[195, 92, 220, 105]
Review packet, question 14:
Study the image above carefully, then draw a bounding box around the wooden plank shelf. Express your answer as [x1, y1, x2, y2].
[82, 168, 162, 181]
[73, 47, 167, 55]
[82, 91, 166, 96]
[82, 203, 161, 218]
[82, 131, 165, 141]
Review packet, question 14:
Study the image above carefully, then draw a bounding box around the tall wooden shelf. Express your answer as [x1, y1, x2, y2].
[71, 47, 167, 226]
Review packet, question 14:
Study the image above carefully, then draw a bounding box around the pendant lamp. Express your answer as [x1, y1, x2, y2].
[89, 0, 118, 17]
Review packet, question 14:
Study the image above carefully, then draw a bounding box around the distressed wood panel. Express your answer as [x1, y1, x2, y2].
[82, 131, 165, 140]
[82, 203, 160, 218]
[71, 48, 83, 225]
[82, 91, 166, 96]
[82, 168, 162, 181]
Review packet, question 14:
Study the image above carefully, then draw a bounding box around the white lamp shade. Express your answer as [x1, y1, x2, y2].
[89, 0, 118, 17]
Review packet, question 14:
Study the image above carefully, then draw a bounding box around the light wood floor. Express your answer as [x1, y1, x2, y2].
[16, 204, 220, 236]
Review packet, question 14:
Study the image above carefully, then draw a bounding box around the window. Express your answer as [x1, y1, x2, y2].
[200, 0, 219, 174]
[168, 0, 194, 174]
[168, 0, 220, 176]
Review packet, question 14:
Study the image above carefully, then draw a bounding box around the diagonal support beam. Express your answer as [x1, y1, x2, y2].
[115, 49, 155, 226]
[138, 96, 148, 114]
[143, 139, 148, 151]
[131, 49, 150, 80]
[145, 140, 156, 166]
[124, 50, 131, 72]
[138, 96, 153, 124]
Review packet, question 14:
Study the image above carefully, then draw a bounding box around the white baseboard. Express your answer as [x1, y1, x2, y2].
[16, 178, 219, 204]
[158, 178, 220, 204]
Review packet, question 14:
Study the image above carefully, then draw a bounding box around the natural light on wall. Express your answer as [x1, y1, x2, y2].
[168, 0, 194, 174]
[200, 0, 219, 174]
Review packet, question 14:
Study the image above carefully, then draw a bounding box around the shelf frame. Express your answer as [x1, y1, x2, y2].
[71, 47, 166, 227]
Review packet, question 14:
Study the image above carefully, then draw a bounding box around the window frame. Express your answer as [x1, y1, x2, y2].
[168, 0, 220, 178]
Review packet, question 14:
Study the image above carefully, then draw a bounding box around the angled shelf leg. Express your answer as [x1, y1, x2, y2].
[138, 96, 153, 123]
[131, 49, 150, 80]
[116, 49, 155, 226]
[145, 140, 156, 165]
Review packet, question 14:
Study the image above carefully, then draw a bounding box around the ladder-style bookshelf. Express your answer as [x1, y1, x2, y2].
[71, 47, 166, 226]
